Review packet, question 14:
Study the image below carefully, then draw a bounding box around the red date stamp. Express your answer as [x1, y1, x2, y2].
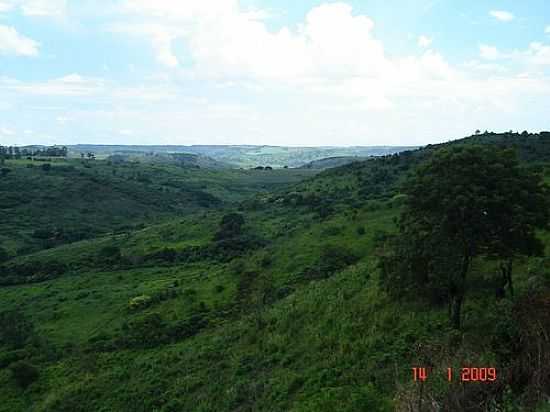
[412, 367, 497, 382]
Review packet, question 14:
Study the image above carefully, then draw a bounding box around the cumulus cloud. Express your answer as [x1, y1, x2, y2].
[479, 44, 500, 60]
[418, 35, 432, 48]
[3, 0, 550, 146]
[0, 1, 14, 13]
[0, 25, 39, 56]
[108, 0, 550, 119]
[489, 10, 514, 22]
[109, 23, 183, 68]
[524, 42, 550, 66]
[116, 1, 454, 94]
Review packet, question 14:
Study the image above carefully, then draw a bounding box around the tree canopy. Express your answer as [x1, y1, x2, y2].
[380, 145, 549, 328]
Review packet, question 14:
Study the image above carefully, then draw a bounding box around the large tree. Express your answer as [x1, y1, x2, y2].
[380, 145, 549, 329]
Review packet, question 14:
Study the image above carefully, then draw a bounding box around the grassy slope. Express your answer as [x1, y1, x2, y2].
[0, 132, 549, 411]
[0, 158, 315, 256]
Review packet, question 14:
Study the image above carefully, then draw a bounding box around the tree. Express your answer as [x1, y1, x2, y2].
[9, 361, 39, 388]
[380, 146, 549, 329]
[319, 244, 359, 276]
[0, 246, 9, 263]
[0, 310, 34, 348]
[213, 213, 245, 241]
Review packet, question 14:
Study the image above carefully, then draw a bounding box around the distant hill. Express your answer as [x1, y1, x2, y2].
[107, 152, 231, 170]
[65, 144, 417, 168]
[298, 156, 369, 170]
[0, 158, 315, 257]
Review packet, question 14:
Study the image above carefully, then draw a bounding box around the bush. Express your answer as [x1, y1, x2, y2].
[9, 361, 39, 388]
[319, 244, 359, 277]
[0, 246, 9, 263]
[122, 313, 167, 348]
[128, 295, 152, 311]
[0, 310, 34, 348]
[213, 213, 245, 241]
[98, 245, 121, 262]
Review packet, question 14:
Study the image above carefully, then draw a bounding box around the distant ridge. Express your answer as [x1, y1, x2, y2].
[65, 144, 418, 168]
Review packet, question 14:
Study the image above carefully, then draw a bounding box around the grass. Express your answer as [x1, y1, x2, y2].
[1, 133, 549, 411]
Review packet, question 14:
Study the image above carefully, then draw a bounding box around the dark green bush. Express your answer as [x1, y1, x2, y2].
[319, 244, 359, 277]
[9, 361, 39, 388]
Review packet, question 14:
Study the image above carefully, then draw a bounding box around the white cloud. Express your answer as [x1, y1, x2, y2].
[3, 1, 550, 146]
[477, 42, 550, 67]
[0, 126, 15, 136]
[0, 25, 39, 56]
[524, 42, 550, 66]
[110, 0, 550, 119]
[0, 0, 66, 17]
[0, 1, 14, 13]
[2, 74, 104, 96]
[418, 35, 432, 48]
[489, 10, 514, 22]
[479, 44, 500, 60]
[20, 0, 66, 17]
[56, 116, 69, 125]
[109, 23, 183, 68]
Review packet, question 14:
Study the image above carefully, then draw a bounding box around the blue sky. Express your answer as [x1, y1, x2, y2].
[1, 0, 550, 146]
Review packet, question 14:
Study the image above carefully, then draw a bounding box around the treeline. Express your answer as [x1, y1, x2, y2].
[0, 145, 68, 160]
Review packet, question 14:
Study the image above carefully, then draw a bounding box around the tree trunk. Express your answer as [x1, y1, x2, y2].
[450, 253, 470, 330]
[505, 258, 514, 297]
[499, 258, 514, 297]
[451, 293, 464, 330]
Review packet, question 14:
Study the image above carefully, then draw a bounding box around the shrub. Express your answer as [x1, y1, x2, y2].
[122, 313, 166, 348]
[319, 244, 359, 276]
[0, 310, 34, 348]
[98, 245, 121, 262]
[128, 295, 152, 311]
[9, 361, 39, 388]
[0, 246, 9, 263]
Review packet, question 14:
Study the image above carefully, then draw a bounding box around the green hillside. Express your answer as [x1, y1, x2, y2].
[0, 133, 549, 411]
[0, 157, 316, 257]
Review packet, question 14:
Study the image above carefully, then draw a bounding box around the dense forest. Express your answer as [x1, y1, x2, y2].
[0, 132, 549, 411]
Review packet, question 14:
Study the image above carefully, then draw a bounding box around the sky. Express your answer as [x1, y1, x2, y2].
[0, 0, 550, 147]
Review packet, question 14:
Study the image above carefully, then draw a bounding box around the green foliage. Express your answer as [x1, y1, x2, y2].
[0, 310, 34, 349]
[318, 244, 359, 277]
[98, 245, 121, 262]
[213, 212, 245, 241]
[0, 135, 549, 411]
[128, 295, 152, 311]
[0, 247, 9, 263]
[8, 361, 39, 389]
[380, 145, 549, 328]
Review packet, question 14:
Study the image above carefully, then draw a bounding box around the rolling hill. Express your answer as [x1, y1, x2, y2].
[0, 132, 549, 411]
